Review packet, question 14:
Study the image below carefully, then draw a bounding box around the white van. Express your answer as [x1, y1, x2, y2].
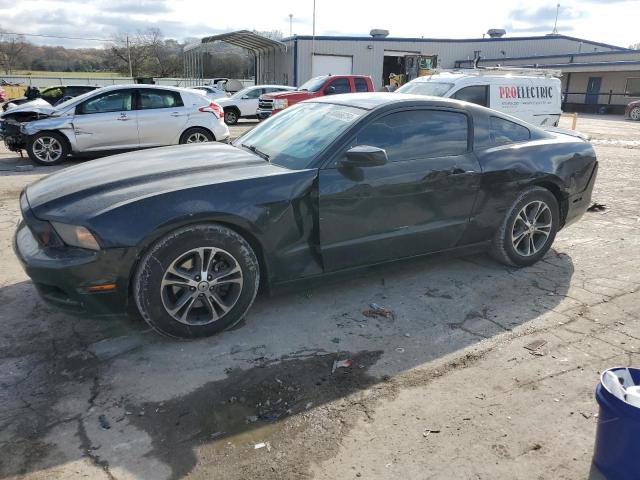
[396, 68, 562, 127]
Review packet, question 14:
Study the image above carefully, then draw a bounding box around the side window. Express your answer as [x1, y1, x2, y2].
[78, 90, 133, 114]
[327, 78, 351, 94]
[354, 110, 469, 162]
[490, 116, 530, 145]
[139, 90, 183, 110]
[354, 78, 369, 92]
[452, 85, 488, 107]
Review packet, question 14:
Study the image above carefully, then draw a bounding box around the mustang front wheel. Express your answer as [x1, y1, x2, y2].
[134, 224, 260, 338]
[490, 186, 559, 267]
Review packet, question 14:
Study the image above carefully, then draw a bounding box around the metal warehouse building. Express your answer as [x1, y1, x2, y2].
[184, 30, 640, 113]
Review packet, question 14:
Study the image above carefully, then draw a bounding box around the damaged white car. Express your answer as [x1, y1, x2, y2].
[0, 85, 230, 165]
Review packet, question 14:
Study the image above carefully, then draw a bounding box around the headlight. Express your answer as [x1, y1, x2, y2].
[273, 99, 288, 110]
[51, 222, 101, 250]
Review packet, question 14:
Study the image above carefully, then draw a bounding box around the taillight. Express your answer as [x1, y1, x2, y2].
[199, 101, 222, 118]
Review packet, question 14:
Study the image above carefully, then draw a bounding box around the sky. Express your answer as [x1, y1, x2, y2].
[0, 0, 638, 49]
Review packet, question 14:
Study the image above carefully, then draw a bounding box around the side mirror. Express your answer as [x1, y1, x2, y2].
[339, 145, 388, 168]
[325, 85, 336, 95]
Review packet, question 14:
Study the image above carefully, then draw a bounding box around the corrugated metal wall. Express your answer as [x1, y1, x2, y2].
[279, 36, 618, 89]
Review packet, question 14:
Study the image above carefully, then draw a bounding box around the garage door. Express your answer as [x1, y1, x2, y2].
[312, 55, 353, 77]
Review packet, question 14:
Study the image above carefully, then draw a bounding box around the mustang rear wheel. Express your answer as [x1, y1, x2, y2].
[630, 107, 640, 121]
[27, 131, 69, 165]
[134, 224, 260, 338]
[490, 186, 559, 267]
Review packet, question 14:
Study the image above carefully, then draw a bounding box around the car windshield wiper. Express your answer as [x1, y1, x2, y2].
[241, 143, 270, 162]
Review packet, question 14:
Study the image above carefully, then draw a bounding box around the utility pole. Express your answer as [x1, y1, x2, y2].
[312, 0, 316, 57]
[552, 3, 560, 35]
[126, 34, 133, 78]
[289, 14, 293, 37]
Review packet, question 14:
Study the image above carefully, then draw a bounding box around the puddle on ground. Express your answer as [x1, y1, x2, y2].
[126, 350, 383, 480]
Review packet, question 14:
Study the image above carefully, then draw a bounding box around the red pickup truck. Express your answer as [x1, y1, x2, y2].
[257, 74, 374, 119]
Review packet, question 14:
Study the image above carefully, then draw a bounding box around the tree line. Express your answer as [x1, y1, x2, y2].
[0, 27, 282, 78]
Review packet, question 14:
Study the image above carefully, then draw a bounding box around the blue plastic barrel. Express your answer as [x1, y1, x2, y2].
[592, 367, 640, 480]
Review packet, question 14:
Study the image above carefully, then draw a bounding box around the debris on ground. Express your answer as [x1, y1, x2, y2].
[14, 165, 34, 172]
[98, 414, 111, 430]
[395, 347, 405, 353]
[524, 339, 547, 356]
[362, 303, 394, 319]
[423, 428, 441, 437]
[254, 442, 271, 451]
[246, 415, 259, 423]
[587, 202, 608, 212]
[332, 359, 353, 373]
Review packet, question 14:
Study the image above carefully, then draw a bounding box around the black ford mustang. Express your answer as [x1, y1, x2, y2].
[14, 93, 597, 338]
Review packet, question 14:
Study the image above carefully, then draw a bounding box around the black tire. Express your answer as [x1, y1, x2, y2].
[224, 108, 239, 125]
[490, 186, 559, 267]
[179, 127, 214, 144]
[630, 106, 640, 121]
[134, 224, 260, 339]
[26, 131, 69, 165]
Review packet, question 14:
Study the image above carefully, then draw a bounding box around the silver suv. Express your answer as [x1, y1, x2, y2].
[0, 85, 229, 165]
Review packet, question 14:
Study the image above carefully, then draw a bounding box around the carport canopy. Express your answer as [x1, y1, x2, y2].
[184, 30, 286, 53]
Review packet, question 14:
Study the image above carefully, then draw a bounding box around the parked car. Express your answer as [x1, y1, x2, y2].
[625, 100, 640, 121]
[14, 93, 598, 338]
[396, 70, 563, 126]
[217, 85, 295, 124]
[2, 85, 100, 111]
[257, 75, 374, 119]
[189, 85, 230, 101]
[0, 85, 228, 165]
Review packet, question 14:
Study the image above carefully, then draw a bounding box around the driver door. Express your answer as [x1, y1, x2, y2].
[238, 88, 263, 116]
[72, 89, 138, 151]
[318, 108, 482, 271]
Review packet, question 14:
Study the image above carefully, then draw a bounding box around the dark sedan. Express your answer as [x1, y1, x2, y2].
[14, 93, 598, 338]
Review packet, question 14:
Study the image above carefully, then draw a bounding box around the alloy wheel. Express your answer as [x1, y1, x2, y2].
[160, 247, 243, 325]
[186, 132, 209, 143]
[225, 111, 237, 124]
[631, 107, 640, 121]
[511, 200, 552, 257]
[32, 136, 63, 163]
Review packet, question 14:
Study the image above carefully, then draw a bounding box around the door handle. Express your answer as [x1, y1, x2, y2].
[448, 167, 475, 175]
[117, 114, 130, 121]
[170, 112, 185, 117]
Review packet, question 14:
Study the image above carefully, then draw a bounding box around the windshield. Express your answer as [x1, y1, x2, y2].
[53, 89, 100, 112]
[233, 102, 364, 169]
[297, 76, 327, 92]
[231, 87, 252, 99]
[396, 81, 453, 97]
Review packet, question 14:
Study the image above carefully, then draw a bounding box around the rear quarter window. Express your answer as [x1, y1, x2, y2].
[490, 116, 530, 145]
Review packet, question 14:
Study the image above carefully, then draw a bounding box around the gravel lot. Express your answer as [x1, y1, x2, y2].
[0, 115, 638, 480]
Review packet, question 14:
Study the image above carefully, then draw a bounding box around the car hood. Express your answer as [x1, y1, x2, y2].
[25, 143, 291, 220]
[262, 90, 315, 101]
[1, 98, 56, 118]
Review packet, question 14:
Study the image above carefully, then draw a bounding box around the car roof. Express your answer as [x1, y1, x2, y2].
[92, 84, 196, 94]
[308, 92, 478, 111]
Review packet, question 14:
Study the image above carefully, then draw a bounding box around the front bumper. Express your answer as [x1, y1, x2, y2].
[14, 223, 134, 316]
[256, 108, 273, 120]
